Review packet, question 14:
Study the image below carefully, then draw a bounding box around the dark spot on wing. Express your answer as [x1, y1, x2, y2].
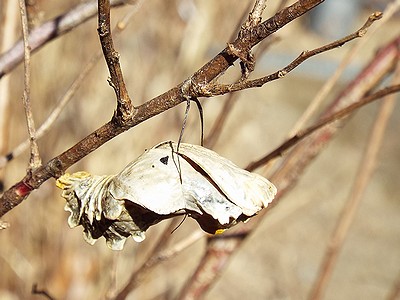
[160, 155, 169, 165]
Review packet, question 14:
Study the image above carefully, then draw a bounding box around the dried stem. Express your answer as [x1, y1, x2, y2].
[308, 67, 400, 300]
[0, 0, 325, 218]
[205, 2, 281, 148]
[0, 0, 127, 79]
[19, 0, 41, 170]
[0, 0, 18, 190]
[203, 92, 238, 149]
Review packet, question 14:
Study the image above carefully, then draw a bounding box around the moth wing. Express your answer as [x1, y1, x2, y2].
[165, 142, 277, 216]
[109, 147, 189, 215]
[180, 166, 243, 225]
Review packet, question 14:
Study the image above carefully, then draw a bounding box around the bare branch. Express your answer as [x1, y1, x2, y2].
[0, 0, 19, 190]
[246, 84, 400, 171]
[98, 0, 134, 122]
[0, 53, 101, 170]
[31, 283, 55, 300]
[0, 2, 143, 169]
[204, 12, 383, 96]
[244, 0, 267, 28]
[114, 225, 204, 300]
[182, 0, 325, 97]
[19, 0, 41, 170]
[0, 0, 127, 79]
[290, 0, 400, 135]
[307, 67, 400, 300]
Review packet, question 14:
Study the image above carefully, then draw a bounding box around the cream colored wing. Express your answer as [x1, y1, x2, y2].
[109, 146, 198, 215]
[156, 141, 277, 216]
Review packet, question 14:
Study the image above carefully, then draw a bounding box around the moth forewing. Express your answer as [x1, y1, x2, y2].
[109, 148, 189, 215]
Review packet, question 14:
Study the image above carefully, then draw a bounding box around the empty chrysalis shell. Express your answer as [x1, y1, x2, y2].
[56, 141, 277, 250]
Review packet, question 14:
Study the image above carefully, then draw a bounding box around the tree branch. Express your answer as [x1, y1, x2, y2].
[246, 84, 400, 171]
[0, 0, 325, 219]
[203, 12, 383, 96]
[19, 0, 41, 170]
[0, 0, 127, 79]
[176, 33, 400, 299]
[307, 65, 400, 300]
[0, 3, 143, 169]
[98, 0, 134, 122]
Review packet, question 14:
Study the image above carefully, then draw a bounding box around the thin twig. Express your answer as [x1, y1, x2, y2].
[203, 92, 238, 149]
[204, 0, 270, 149]
[19, 0, 41, 170]
[32, 283, 55, 300]
[0, 0, 19, 191]
[0, 0, 127, 79]
[177, 33, 400, 299]
[248, 33, 400, 172]
[204, 3, 278, 149]
[204, 38, 276, 149]
[290, 0, 400, 135]
[114, 228, 204, 300]
[308, 67, 400, 300]
[0, 1, 144, 169]
[246, 84, 400, 171]
[0, 53, 101, 170]
[203, 12, 383, 96]
[98, 0, 134, 123]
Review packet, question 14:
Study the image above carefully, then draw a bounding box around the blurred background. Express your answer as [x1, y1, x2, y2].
[0, 0, 399, 299]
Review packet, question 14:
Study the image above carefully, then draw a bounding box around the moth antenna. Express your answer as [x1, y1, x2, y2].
[169, 140, 183, 184]
[190, 97, 204, 146]
[177, 98, 191, 149]
[175, 98, 191, 184]
[171, 214, 187, 235]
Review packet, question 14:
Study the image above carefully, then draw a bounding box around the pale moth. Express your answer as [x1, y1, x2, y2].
[56, 141, 277, 250]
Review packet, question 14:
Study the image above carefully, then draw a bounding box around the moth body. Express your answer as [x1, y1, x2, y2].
[56, 141, 277, 250]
